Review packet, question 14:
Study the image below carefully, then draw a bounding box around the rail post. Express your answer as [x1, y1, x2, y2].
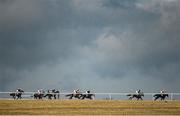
[152, 94, 154, 101]
[170, 93, 173, 101]
[108, 93, 112, 100]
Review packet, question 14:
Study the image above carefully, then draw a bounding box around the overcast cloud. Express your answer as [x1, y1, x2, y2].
[0, 0, 180, 93]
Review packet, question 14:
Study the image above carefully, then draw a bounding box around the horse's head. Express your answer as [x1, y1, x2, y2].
[141, 94, 144, 97]
[20, 90, 24, 93]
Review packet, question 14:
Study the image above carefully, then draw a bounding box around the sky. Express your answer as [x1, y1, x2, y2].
[0, 0, 180, 93]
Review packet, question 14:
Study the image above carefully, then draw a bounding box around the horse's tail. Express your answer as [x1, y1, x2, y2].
[65, 94, 72, 97]
[127, 94, 131, 96]
[10, 93, 13, 96]
[21, 90, 24, 93]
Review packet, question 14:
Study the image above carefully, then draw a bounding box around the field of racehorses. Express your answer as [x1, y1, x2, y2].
[0, 100, 180, 115]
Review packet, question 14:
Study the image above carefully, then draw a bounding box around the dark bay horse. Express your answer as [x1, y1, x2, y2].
[33, 93, 45, 99]
[153, 93, 169, 101]
[10, 90, 24, 100]
[44, 89, 60, 99]
[66, 93, 82, 99]
[52, 89, 60, 99]
[81, 93, 95, 100]
[127, 93, 144, 100]
[44, 93, 53, 99]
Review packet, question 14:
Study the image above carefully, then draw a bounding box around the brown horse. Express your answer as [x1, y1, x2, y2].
[66, 93, 82, 99]
[127, 93, 144, 100]
[80, 91, 95, 100]
[52, 89, 60, 99]
[153, 93, 169, 101]
[81, 93, 95, 100]
[33, 93, 45, 99]
[10, 90, 24, 100]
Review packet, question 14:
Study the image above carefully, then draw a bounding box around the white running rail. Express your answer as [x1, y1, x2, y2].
[0, 92, 180, 100]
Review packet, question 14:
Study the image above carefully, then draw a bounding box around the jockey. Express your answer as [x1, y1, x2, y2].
[38, 89, 43, 94]
[136, 89, 141, 95]
[73, 89, 80, 95]
[16, 88, 23, 93]
[16, 89, 19, 92]
[76, 89, 80, 94]
[160, 89, 165, 95]
[86, 90, 90, 94]
[73, 90, 76, 94]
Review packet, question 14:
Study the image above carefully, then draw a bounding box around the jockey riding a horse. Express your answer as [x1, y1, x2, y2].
[16, 88, 24, 99]
[136, 89, 141, 95]
[127, 89, 144, 100]
[81, 90, 95, 100]
[10, 88, 24, 99]
[73, 89, 81, 97]
[73, 89, 80, 94]
[66, 89, 82, 99]
[153, 89, 169, 101]
[33, 89, 45, 99]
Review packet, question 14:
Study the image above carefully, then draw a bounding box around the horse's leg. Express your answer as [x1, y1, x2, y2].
[161, 97, 163, 101]
[80, 94, 84, 100]
[90, 96, 93, 100]
[154, 96, 158, 101]
[129, 97, 132, 100]
[13, 95, 16, 100]
[81, 95, 85, 100]
[88, 95, 93, 100]
[20, 94, 22, 99]
[69, 95, 73, 99]
[137, 97, 139, 100]
[132, 96, 135, 100]
[162, 97, 165, 101]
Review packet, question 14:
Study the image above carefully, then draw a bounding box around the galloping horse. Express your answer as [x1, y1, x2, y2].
[44, 93, 53, 99]
[127, 93, 144, 100]
[10, 89, 24, 100]
[66, 93, 82, 99]
[33, 93, 45, 99]
[153, 93, 169, 101]
[81, 93, 95, 100]
[44, 89, 60, 99]
[52, 89, 60, 99]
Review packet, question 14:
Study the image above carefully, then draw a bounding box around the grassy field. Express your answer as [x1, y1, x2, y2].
[0, 100, 180, 115]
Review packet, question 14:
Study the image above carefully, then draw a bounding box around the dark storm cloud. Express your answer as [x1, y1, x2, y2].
[0, 0, 180, 92]
[0, 0, 74, 90]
